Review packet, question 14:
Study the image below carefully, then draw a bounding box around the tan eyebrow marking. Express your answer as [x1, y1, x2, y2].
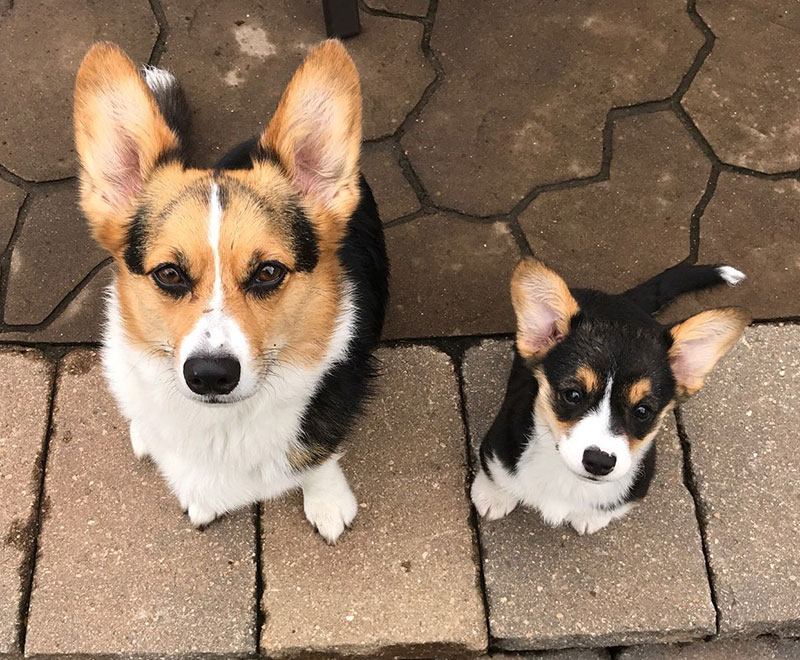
[628, 378, 653, 405]
[576, 365, 599, 393]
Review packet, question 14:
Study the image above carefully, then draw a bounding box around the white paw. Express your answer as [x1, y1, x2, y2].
[129, 420, 149, 459]
[569, 510, 613, 535]
[471, 469, 518, 521]
[303, 488, 357, 544]
[187, 502, 217, 529]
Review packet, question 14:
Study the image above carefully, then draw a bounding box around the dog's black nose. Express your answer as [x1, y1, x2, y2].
[183, 357, 240, 396]
[582, 447, 616, 476]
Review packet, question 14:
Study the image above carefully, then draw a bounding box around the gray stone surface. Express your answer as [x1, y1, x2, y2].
[26, 350, 256, 657]
[383, 215, 519, 339]
[3, 181, 105, 326]
[462, 339, 716, 650]
[683, 0, 800, 172]
[159, 0, 434, 165]
[260, 345, 487, 658]
[362, 140, 421, 222]
[0, 0, 158, 180]
[0, 261, 112, 344]
[520, 112, 706, 293]
[403, 0, 703, 215]
[619, 637, 800, 660]
[0, 178, 24, 254]
[365, 0, 430, 16]
[658, 173, 800, 324]
[487, 650, 610, 660]
[681, 325, 800, 637]
[0, 349, 53, 655]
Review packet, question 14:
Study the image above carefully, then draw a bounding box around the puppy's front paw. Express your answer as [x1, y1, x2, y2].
[129, 420, 149, 460]
[187, 503, 218, 529]
[569, 510, 612, 536]
[471, 469, 518, 521]
[303, 487, 358, 544]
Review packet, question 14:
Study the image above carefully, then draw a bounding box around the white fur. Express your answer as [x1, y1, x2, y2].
[717, 265, 746, 286]
[473, 405, 649, 535]
[102, 186, 359, 541]
[141, 65, 178, 95]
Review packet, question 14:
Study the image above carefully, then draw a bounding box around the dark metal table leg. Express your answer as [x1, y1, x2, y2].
[322, 0, 361, 38]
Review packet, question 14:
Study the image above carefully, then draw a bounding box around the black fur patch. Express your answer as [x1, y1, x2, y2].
[287, 202, 319, 273]
[123, 210, 148, 275]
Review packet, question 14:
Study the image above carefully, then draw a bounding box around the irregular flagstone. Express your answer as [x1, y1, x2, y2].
[362, 141, 421, 223]
[3, 181, 106, 326]
[462, 340, 715, 650]
[26, 350, 256, 657]
[680, 326, 800, 637]
[657, 172, 800, 324]
[402, 0, 703, 215]
[683, 0, 800, 173]
[519, 111, 707, 294]
[383, 214, 519, 339]
[619, 637, 800, 660]
[0, 350, 53, 655]
[0, 178, 24, 254]
[0, 261, 112, 344]
[159, 0, 434, 165]
[260, 345, 487, 658]
[0, 0, 158, 180]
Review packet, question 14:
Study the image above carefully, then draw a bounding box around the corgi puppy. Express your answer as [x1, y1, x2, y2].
[471, 259, 749, 535]
[73, 41, 388, 543]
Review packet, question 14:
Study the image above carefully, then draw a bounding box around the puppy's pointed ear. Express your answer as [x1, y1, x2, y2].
[511, 257, 579, 361]
[669, 308, 750, 398]
[260, 40, 362, 221]
[74, 43, 179, 253]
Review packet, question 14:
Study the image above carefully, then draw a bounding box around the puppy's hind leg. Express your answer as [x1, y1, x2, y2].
[300, 456, 358, 544]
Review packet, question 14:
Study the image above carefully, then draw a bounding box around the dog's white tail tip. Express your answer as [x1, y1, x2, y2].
[717, 265, 746, 287]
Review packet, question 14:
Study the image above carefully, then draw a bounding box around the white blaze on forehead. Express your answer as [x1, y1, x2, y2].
[208, 182, 223, 312]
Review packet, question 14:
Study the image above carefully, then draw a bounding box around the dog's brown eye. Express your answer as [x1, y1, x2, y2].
[152, 263, 191, 297]
[562, 389, 583, 405]
[633, 404, 652, 421]
[247, 261, 287, 297]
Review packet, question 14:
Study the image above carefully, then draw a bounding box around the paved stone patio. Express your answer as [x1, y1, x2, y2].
[0, 0, 798, 658]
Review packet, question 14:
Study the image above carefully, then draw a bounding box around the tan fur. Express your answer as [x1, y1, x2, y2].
[77, 40, 362, 376]
[511, 257, 579, 362]
[576, 366, 599, 394]
[627, 378, 652, 406]
[74, 43, 179, 253]
[669, 308, 750, 398]
[261, 39, 362, 223]
[534, 368, 577, 440]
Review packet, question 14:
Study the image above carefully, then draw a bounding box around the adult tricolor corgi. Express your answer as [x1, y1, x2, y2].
[471, 259, 749, 534]
[74, 41, 388, 543]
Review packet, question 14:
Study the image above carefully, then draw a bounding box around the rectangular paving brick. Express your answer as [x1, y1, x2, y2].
[618, 637, 800, 660]
[25, 350, 256, 657]
[260, 345, 487, 658]
[462, 340, 715, 651]
[681, 325, 800, 637]
[0, 349, 53, 655]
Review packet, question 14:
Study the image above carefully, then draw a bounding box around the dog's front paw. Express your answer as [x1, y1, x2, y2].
[129, 420, 149, 459]
[471, 469, 518, 521]
[303, 487, 358, 544]
[569, 510, 613, 536]
[187, 503, 218, 529]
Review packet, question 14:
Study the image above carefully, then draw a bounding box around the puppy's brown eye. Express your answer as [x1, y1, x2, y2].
[633, 404, 652, 421]
[562, 389, 583, 405]
[247, 261, 287, 297]
[152, 263, 191, 297]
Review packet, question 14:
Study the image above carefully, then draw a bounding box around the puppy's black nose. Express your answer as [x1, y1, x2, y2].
[183, 357, 240, 396]
[582, 447, 616, 476]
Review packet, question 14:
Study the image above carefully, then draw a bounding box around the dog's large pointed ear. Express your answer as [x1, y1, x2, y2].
[669, 308, 750, 398]
[74, 43, 179, 254]
[259, 40, 362, 221]
[511, 257, 579, 361]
